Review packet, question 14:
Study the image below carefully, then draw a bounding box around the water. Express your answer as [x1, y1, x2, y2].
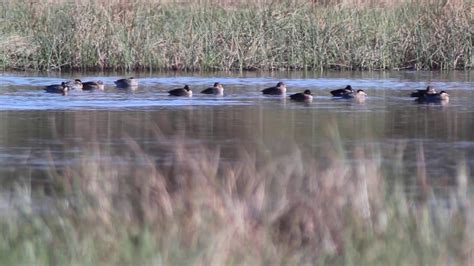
[0, 71, 473, 195]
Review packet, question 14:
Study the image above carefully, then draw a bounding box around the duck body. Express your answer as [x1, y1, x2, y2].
[201, 82, 224, 95]
[289, 90, 313, 102]
[82, 80, 105, 90]
[416, 91, 449, 103]
[330, 85, 353, 97]
[115, 77, 138, 88]
[64, 79, 83, 90]
[410, 86, 436, 97]
[45, 82, 68, 95]
[169, 85, 192, 97]
[341, 92, 355, 99]
[262, 82, 287, 95]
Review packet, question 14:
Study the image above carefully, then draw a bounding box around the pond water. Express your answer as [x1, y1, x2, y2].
[0, 71, 473, 197]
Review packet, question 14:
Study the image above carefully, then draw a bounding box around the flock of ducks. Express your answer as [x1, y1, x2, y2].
[44, 77, 450, 103]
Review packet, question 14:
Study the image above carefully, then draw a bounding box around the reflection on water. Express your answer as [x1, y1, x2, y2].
[0, 71, 472, 195]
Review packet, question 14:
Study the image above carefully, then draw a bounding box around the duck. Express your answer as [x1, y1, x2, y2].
[169, 85, 192, 97]
[45, 82, 68, 95]
[201, 82, 224, 95]
[82, 80, 105, 90]
[262, 81, 287, 95]
[330, 85, 353, 97]
[64, 79, 83, 90]
[115, 77, 138, 88]
[416, 91, 449, 103]
[410, 86, 436, 97]
[289, 90, 313, 102]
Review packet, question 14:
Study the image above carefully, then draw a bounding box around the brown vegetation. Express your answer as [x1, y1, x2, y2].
[1, 133, 472, 264]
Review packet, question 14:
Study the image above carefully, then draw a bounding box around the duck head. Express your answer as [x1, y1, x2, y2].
[439, 91, 449, 99]
[426, 86, 436, 94]
[356, 89, 367, 96]
[304, 90, 312, 95]
[276, 82, 286, 88]
[213, 82, 224, 89]
[61, 83, 69, 95]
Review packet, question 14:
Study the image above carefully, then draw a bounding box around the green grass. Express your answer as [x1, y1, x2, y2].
[0, 0, 472, 71]
[0, 134, 472, 265]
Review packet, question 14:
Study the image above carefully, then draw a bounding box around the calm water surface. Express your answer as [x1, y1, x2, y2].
[0, 71, 473, 195]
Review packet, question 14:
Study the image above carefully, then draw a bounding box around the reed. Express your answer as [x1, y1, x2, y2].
[0, 0, 471, 71]
[0, 133, 472, 265]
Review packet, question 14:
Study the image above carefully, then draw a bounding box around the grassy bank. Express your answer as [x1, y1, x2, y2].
[0, 136, 472, 265]
[0, 0, 471, 71]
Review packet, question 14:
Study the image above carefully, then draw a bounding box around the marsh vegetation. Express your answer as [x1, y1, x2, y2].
[1, 133, 472, 265]
[0, 0, 471, 71]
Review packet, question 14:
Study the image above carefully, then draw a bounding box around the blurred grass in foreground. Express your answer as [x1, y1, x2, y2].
[0, 0, 471, 71]
[0, 131, 472, 265]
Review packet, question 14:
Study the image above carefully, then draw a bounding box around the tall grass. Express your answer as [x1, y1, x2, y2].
[0, 133, 472, 265]
[0, 0, 471, 71]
